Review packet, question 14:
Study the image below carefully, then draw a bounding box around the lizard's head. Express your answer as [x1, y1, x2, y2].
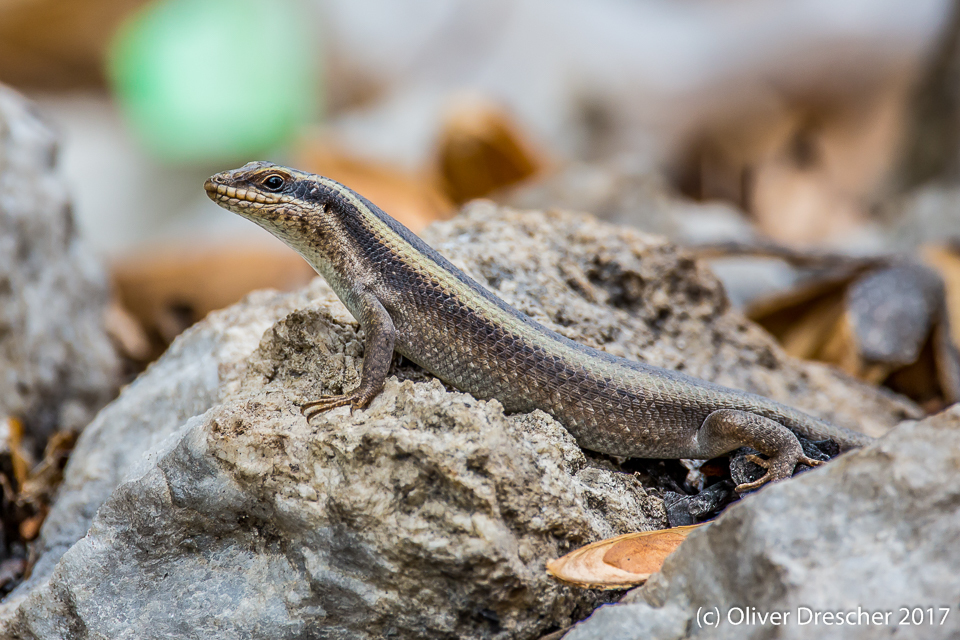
[204, 161, 310, 223]
[205, 161, 383, 271]
[205, 160, 354, 245]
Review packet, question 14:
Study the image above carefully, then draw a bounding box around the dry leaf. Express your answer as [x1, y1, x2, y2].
[674, 80, 909, 246]
[434, 95, 549, 204]
[104, 300, 152, 362]
[3, 417, 32, 488]
[112, 243, 316, 359]
[18, 511, 45, 541]
[745, 266, 861, 360]
[921, 244, 960, 349]
[546, 525, 703, 590]
[745, 257, 959, 408]
[19, 429, 78, 505]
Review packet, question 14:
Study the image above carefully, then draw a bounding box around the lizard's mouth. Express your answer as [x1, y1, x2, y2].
[204, 178, 280, 211]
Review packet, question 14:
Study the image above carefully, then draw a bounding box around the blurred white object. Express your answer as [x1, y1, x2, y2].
[320, 0, 950, 167]
[21, 0, 955, 256]
[29, 94, 291, 258]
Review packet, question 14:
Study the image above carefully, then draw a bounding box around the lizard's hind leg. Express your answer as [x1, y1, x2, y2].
[695, 409, 823, 492]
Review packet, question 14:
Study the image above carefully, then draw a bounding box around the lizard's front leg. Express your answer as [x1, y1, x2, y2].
[302, 293, 396, 421]
[694, 409, 823, 492]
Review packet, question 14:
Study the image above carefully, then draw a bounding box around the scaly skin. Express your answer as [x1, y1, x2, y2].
[205, 162, 874, 491]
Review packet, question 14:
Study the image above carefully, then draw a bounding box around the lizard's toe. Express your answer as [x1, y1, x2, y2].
[735, 473, 773, 493]
[736, 449, 818, 494]
[301, 393, 357, 420]
[798, 455, 824, 468]
[736, 453, 795, 493]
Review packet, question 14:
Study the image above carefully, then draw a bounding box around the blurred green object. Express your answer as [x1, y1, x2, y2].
[108, 0, 320, 163]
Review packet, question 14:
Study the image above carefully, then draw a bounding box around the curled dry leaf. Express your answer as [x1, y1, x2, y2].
[738, 250, 959, 410]
[434, 95, 549, 204]
[546, 524, 704, 590]
[921, 244, 960, 349]
[3, 417, 32, 487]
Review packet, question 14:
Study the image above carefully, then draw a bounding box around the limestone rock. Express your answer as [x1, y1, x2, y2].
[12, 286, 309, 605]
[564, 407, 960, 640]
[0, 85, 119, 450]
[2, 282, 658, 639]
[0, 203, 917, 638]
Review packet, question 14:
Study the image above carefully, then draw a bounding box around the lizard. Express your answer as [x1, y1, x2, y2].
[205, 161, 874, 492]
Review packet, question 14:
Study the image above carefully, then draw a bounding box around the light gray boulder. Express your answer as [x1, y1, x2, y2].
[0, 85, 119, 452]
[0, 204, 918, 638]
[2, 282, 659, 639]
[564, 407, 960, 640]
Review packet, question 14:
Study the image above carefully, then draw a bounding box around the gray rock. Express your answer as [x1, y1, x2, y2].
[10, 286, 310, 606]
[563, 602, 689, 640]
[502, 160, 867, 311]
[0, 85, 119, 451]
[0, 204, 917, 638]
[2, 285, 656, 639]
[881, 182, 960, 249]
[564, 407, 960, 640]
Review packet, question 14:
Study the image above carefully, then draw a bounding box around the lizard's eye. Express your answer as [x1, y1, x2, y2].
[262, 174, 285, 191]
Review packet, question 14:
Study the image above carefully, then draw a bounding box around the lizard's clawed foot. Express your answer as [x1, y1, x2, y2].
[735, 453, 824, 493]
[301, 393, 364, 422]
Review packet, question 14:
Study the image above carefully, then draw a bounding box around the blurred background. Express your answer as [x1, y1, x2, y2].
[4, 0, 960, 405]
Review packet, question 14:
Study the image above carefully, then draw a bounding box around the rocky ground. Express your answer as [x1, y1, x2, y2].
[564, 407, 960, 640]
[0, 196, 926, 639]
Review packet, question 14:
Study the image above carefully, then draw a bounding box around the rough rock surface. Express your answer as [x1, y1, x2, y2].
[2, 281, 659, 639]
[563, 407, 960, 640]
[0, 203, 917, 638]
[0, 85, 119, 450]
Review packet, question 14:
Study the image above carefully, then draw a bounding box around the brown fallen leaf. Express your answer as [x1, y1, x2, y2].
[104, 300, 152, 362]
[18, 510, 45, 541]
[112, 243, 317, 362]
[921, 244, 960, 349]
[546, 524, 703, 590]
[433, 95, 549, 204]
[19, 429, 78, 507]
[726, 245, 960, 410]
[4, 417, 32, 488]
